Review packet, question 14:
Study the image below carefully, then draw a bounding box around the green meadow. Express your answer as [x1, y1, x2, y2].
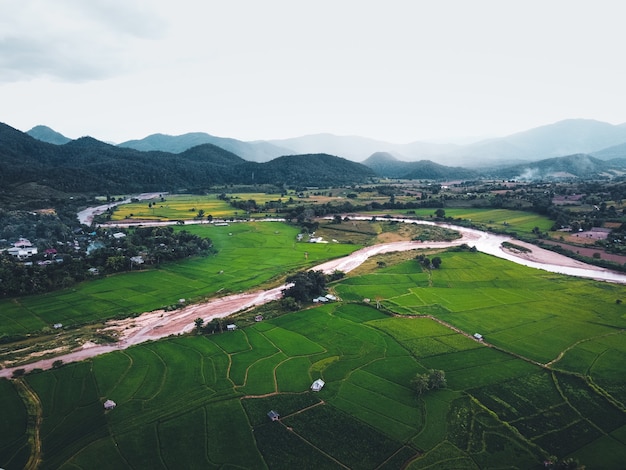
[112, 193, 291, 221]
[2, 248, 626, 469]
[392, 207, 554, 237]
[0, 222, 358, 336]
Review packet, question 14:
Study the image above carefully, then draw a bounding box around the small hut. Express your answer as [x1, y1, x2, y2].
[311, 379, 325, 392]
[103, 399, 116, 410]
[267, 410, 280, 421]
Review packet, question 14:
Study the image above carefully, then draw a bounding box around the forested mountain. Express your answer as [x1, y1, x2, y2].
[0, 123, 376, 198]
[237, 153, 377, 186]
[119, 132, 293, 162]
[362, 152, 477, 180]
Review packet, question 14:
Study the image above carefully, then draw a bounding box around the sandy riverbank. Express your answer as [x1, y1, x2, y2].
[2, 223, 623, 378]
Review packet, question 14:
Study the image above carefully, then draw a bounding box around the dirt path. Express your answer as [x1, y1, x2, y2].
[15, 378, 43, 470]
[2, 224, 626, 379]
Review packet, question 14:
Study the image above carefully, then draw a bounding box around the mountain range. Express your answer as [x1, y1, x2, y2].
[29, 119, 626, 168]
[0, 123, 376, 205]
[0, 119, 624, 205]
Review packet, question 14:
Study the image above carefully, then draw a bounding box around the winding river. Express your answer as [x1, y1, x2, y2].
[2, 212, 625, 378]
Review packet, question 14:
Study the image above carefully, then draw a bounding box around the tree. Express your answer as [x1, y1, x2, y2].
[411, 369, 446, 396]
[194, 317, 204, 331]
[431, 256, 442, 269]
[283, 270, 326, 302]
[411, 373, 430, 396]
[428, 369, 446, 389]
[435, 208, 446, 219]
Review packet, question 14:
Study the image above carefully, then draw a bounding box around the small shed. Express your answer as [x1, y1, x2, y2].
[226, 324, 237, 331]
[254, 315, 264, 322]
[267, 410, 280, 421]
[311, 379, 325, 392]
[473, 333, 483, 341]
[103, 399, 116, 410]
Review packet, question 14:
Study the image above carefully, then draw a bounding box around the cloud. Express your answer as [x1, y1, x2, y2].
[0, 0, 167, 82]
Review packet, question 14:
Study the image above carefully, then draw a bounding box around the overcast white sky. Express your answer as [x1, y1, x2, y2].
[1, 0, 625, 144]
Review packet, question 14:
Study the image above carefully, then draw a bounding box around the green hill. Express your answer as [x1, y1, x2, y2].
[0, 123, 376, 197]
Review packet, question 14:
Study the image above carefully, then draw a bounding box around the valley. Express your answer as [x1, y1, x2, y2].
[3, 121, 626, 469]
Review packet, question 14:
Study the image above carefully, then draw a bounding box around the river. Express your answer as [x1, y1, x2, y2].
[2, 212, 625, 377]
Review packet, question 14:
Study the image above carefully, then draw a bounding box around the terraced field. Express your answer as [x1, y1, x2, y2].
[2, 250, 625, 469]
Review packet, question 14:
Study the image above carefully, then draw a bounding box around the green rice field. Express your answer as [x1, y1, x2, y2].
[2, 243, 626, 468]
[0, 222, 358, 336]
[111, 193, 292, 221]
[392, 207, 554, 237]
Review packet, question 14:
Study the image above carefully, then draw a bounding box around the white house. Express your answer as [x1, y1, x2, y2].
[473, 333, 483, 341]
[226, 324, 237, 331]
[311, 379, 325, 392]
[7, 246, 38, 260]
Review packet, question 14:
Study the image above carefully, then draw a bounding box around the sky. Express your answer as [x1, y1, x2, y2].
[1, 0, 625, 144]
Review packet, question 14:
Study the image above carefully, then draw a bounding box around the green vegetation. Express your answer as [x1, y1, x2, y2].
[0, 222, 358, 338]
[2, 219, 626, 468]
[2, 248, 626, 468]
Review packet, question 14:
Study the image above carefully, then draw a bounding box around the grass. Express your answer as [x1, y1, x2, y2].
[393, 207, 554, 237]
[0, 222, 360, 338]
[3, 223, 626, 468]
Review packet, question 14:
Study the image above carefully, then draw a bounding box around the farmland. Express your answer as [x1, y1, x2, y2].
[0, 221, 358, 339]
[2, 247, 625, 469]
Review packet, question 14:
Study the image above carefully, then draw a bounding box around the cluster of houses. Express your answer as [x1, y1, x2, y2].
[313, 294, 337, 303]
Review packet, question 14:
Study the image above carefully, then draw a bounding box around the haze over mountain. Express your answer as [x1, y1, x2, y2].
[26, 125, 71, 145]
[362, 152, 477, 180]
[118, 132, 293, 163]
[25, 119, 626, 168]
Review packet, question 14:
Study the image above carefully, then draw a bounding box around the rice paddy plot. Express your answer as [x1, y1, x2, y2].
[283, 404, 403, 469]
[239, 352, 288, 396]
[26, 363, 108, 470]
[275, 356, 314, 392]
[0, 379, 29, 470]
[111, 194, 235, 221]
[332, 380, 421, 441]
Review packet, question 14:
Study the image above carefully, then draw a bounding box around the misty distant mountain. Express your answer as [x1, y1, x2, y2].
[28, 119, 626, 169]
[27, 125, 71, 145]
[445, 119, 626, 167]
[268, 134, 400, 161]
[268, 133, 458, 162]
[489, 153, 625, 180]
[268, 120, 626, 167]
[362, 152, 477, 180]
[118, 132, 293, 163]
[591, 142, 626, 160]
